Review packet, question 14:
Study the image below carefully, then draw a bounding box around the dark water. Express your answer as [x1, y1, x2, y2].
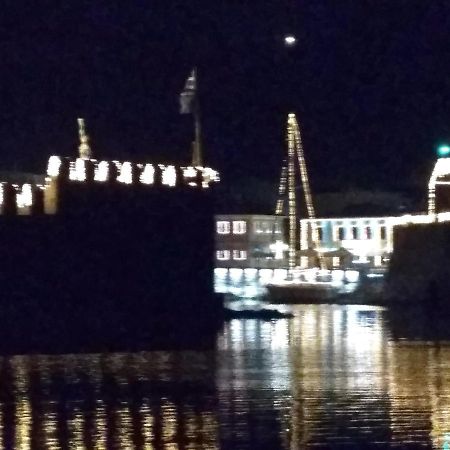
[1, 304, 450, 449]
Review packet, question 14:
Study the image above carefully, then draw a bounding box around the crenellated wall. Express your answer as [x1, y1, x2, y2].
[0, 156, 222, 353]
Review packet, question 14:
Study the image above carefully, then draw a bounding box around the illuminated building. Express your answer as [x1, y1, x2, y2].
[299, 216, 397, 268]
[214, 214, 288, 269]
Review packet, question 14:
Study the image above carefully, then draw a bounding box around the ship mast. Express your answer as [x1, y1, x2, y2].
[292, 116, 324, 269]
[287, 114, 297, 272]
[77, 118, 92, 160]
[276, 113, 324, 271]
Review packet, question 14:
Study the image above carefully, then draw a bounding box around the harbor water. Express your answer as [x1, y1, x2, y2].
[1, 277, 450, 449]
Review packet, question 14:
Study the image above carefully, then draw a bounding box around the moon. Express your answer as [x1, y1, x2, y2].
[284, 35, 297, 46]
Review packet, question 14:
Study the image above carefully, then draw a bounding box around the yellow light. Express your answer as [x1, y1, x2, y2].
[47, 156, 61, 177]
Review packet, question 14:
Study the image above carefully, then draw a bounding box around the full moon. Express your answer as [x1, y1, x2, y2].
[284, 35, 296, 46]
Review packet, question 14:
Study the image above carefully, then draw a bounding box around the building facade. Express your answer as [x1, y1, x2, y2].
[215, 214, 288, 269]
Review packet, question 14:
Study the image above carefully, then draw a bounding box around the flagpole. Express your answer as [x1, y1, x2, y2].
[192, 67, 203, 167]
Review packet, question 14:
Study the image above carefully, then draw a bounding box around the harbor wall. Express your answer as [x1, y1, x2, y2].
[0, 163, 221, 353]
[383, 222, 450, 311]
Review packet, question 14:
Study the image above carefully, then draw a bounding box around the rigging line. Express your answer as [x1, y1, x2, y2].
[292, 116, 325, 270]
[275, 162, 288, 215]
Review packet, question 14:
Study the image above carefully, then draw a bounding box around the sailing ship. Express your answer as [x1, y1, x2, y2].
[266, 114, 357, 304]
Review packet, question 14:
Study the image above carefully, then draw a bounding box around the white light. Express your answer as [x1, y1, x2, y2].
[214, 268, 228, 278]
[74, 158, 86, 181]
[94, 161, 109, 182]
[17, 184, 33, 208]
[140, 164, 155, 185]
[0, 184, 5, 205]
[216, 221, 230, 234]
[47, 156, 62, 177]
[229, 268, 243, 281]
[232, 220, 246, 234]
[161, 165, 176, 187]
[244, 268, 258, 279]
[270, 240, 289, 260]
[284, 35, 296, 46]
[117, 162, 133, 184]
[201, 167, 220, 188]
[345, 270, 360, 283]
[183, 166, 197, 185]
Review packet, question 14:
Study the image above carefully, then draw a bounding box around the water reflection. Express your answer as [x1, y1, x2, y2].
[0, 305, 449, 448]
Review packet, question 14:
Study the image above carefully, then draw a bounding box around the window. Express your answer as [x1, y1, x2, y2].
[232, 221, 247, 234]
[232, 250, 247, 260]
[216, 250, 230, 260]
[332, 257, 340, 267]
[274, 222, 282, 234]
[217, 221, 230, 234]
[351, 226, 358, 239]
[365, 226, 372, 240]
[380, 226, 387, 240]
[316, 227, 323, 241]
[338, 227, 345, 240]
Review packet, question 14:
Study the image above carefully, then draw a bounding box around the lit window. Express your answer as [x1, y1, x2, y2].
[217, 221, 230, 234]
[233, 250, 247, 260]
[332, 257, 340, 267]
[255, 221, 266, 233]
[216, 250, 230, 260]
[300, 256, 308, 268]
[274, 222, 282, 234]
[374, 255, 382, 266]
[232, 221, 247, 234]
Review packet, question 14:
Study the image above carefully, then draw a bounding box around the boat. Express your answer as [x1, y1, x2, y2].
[266, 280, 337, 303]
[266, 114, 348, 304]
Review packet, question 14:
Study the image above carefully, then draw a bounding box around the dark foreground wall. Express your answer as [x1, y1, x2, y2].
[384, 222, 450, 313]
[0, 179, 222, 353]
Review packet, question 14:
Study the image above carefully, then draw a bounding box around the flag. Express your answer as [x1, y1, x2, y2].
[180, 69, 196, 114]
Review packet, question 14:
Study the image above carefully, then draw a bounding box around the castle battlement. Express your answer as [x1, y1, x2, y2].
[0, 120, 222, 352]
[47, 156, 219, 188]
[0, 156, 220, 217]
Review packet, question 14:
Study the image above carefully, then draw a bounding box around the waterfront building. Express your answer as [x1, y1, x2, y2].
[299, 216, 398, 269]
[215, 212, 437, 272]
[215, 214, 288, 269]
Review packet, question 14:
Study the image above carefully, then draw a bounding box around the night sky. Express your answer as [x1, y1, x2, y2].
[1, 1, 450, 194]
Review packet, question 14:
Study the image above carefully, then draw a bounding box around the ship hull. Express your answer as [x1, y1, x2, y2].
[266, 282, 338, 304]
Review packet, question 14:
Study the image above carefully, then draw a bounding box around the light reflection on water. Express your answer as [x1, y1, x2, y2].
[0, 305, 449, 448]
